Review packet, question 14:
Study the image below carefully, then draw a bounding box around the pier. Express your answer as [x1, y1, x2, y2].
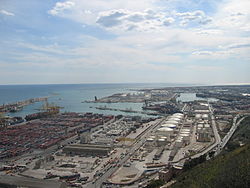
[92, 106, 160, 116]
[0, 97, 48, 114]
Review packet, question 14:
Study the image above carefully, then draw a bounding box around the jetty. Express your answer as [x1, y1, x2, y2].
[0, 97, 48, 113]
[92, 106, 160, 116]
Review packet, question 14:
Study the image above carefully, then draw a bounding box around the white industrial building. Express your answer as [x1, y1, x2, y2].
[156, 127, 173, 137]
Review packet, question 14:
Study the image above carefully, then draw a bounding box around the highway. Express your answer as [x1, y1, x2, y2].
[86, 117, 166, 188]
[214, 115, 245, 156]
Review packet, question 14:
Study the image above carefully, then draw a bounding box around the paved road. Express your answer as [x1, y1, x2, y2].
[190, 103, 221, 159]
[86, 118, 166, 188]
[214, 115, 245, 156]
[181, 103, 187, 112]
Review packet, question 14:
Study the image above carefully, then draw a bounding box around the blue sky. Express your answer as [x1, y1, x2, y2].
[0, 0, 250, 85]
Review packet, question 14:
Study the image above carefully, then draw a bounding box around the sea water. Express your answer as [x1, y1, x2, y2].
[0, 83, 195, 117]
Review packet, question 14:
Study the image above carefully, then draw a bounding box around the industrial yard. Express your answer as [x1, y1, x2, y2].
[0, 85, 250, 187]
[0, 113, 114, 159]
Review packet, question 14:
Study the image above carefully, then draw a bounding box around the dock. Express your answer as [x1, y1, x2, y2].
[0, 97, 48, 113]
[93, 106, 160, 116]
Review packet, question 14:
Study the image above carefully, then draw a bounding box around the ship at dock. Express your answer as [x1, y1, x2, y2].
[25, 99, 62, 121]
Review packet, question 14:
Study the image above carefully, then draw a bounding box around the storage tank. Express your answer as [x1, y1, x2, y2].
[171, 114, 182, 118]
[173, 113, 184, 118]
[204, 124, 210, 128]
[161, 124, 177, 129]
[146, 138, 154, 142]
[168, 117, 181, 122]
[158, 138, 165, 142]
[160, 136, 168, 139]
[157, 138, 166, 146]
[195, 114, 202, 119]
[165, 120, 179, 125]
[180, 133, 189, 137]
[156, 127, 173, 136]
[170, 117, 181, 120]
[197, 124, 203, 128]
[175, 140, 183, 148]
[173, 113, 184, 116]
[202, 114, 209, 119]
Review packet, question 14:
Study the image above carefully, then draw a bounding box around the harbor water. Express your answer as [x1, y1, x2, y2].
[0, 83, 193, 117]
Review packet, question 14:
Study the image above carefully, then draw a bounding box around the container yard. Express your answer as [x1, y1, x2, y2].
[0, 105, 215, 187]
[1, 85, 249, 187]
[0, 112, 114, 159]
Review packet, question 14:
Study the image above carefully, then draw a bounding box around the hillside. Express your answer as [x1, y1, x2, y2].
[171, 116, 250, 188]
[225, 116, 250, 152]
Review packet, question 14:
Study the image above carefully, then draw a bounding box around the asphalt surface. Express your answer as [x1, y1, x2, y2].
[86, 118, 166, 188]
[214, 115, 245, 156]
[190, 103, 221, 159]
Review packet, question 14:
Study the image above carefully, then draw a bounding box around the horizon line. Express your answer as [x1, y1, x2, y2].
[0, 82, 249, 87]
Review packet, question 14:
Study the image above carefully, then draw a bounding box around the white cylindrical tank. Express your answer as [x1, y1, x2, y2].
[204, 124, 210, 128]
[160, 136, 168, 139]
[173, 113, 183, 116]
[198, 124, 203, 128]
[165, 120, 179, 125]
[195, 114, 202, 119]
[168, 117, 181, 122]
[157, 138, 166, 146]
[164, 124, 177, 129]
[180, 133, 189, 137]
[172, 115, 183, 119]
[202, 114, 209, 119]
[156, 127, 173, 136]
[146, 138, 154, 142]
[158, 138, 165, 142]
[173, 113, 184, 117]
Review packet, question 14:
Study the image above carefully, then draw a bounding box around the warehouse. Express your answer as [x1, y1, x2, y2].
[63, 144, 111, 156]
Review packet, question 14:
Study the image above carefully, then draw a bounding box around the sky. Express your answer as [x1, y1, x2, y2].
[0, 0, 250, 85]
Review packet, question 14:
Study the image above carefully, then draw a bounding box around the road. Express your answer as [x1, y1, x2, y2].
[2, 118, 116, 166]
[214, 115, 245, 156]
[86, 117, 166, 188]
[190, 102, 221, 159]
[181, 103, 187, 112]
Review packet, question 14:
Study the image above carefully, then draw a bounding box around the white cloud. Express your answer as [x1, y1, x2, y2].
[0, 9, 14, 16]
[195, 29, 223, 36]
[222, 43, 250, 50]
[48, 1, 75, 16]
[48, 1, 212, 31]
[192, 51, 214, 56]
[96, 9, 175, 31]
[175, 10, 212, 26]
[96, 9, 212, 31]
[2, 0, 250, 84]
[211, 0, 250, 33]
[191, 49, 244, 60]
[48, 0, 157, 24]
[187, 65, 223, 71]
[96, 10, 127, 27]
[163, 17, 175, 26]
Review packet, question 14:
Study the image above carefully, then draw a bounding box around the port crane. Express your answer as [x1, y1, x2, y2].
[36, 98, 63, 113]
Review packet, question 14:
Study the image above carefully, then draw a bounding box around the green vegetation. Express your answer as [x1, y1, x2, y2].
[225, 116, 250, 152]
[146, 179, 165, 188]
[171, 144, 250, 188]
[171, 116, 250, 188]
[183, 154, 206, 171]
